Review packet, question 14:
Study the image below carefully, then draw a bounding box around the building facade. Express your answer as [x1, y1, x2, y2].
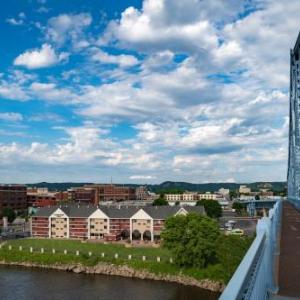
[83, 184, 136, 205]
[31, 205, 205, 242]
[288, 33, 300, 200]
[27, 192, 57, 208]
[68, 188, 96, 205]
[0, 184, 27, 212]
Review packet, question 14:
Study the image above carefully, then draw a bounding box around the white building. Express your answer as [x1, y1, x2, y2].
[182, 192, 198, 201]
[165, 194, 182, 202]
[198, 192, 217, 200]
[239, 185, 251, 194]
[218, 188, 230, 196]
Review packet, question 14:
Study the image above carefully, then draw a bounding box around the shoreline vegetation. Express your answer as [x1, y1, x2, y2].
[0, 238, 225, 292]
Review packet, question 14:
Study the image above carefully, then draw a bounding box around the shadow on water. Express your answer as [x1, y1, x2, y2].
[0, 266, 220, 300]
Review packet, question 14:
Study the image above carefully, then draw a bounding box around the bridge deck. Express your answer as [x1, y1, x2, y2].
[278, 201, 300, 298]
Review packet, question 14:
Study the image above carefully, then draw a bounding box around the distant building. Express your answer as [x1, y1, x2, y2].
[165, 194, 182, 202]
[198, 192, 217, 200]
[182, 192, 198, 201]
[239, 185, 251, 194]
[135, 186, 149, 200]
[68, 187, 96, 205]
[218, 188, 230, 196]
[0, 184, 27, 212]
[27, 192, 57, 208]
[84, 184, 137, 203]
[31, 205, 205, 241]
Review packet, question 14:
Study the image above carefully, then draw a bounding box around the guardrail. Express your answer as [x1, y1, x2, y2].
[219, 200, 282, 300]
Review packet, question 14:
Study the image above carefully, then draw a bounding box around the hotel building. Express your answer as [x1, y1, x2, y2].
[31, 205, 205, 242]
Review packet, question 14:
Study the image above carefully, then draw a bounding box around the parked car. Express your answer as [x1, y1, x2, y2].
[228, 228, 244, 236]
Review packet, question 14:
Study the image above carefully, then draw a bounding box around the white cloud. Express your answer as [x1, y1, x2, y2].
[30, 82, 76, 102]
[46, 13, 92, 46]
[6, 12, 26, 26]
[1, 0, 297, 182]
[91, 49, 139, 67]
[14, 44, 69, 69]
[129, 175, 156, 180]
[0, 112, 23, 122]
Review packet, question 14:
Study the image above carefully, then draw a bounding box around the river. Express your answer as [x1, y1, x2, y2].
[0, 266, 220, 300]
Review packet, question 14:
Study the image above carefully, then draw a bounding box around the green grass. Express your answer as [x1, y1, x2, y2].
[3, 238, 171, 260]
[0, 238, 227, 283]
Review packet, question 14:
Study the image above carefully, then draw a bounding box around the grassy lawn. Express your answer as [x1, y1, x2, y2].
[3, 238, 171, 260]
[0, 238, 226, 283]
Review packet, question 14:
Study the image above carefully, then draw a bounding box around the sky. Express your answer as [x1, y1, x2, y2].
[0, 0, 298, 184]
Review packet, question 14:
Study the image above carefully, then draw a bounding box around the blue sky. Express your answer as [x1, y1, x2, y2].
[0, 0, 298, 183]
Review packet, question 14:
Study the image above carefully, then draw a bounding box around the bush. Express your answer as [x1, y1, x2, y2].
[216, 235, 253, 282]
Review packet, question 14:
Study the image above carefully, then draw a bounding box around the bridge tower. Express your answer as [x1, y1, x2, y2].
[288, 32, 300, 201]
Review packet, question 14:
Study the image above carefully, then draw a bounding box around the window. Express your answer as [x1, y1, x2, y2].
[90, 225, 95, 229]
[104, 226, 107, 229]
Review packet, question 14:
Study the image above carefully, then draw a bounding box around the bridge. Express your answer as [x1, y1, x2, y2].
[219, 33, 300, 300]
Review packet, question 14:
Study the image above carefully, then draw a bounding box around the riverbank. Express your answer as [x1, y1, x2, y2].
[0, 239, 225, 292]
[0, 260, 225, 292]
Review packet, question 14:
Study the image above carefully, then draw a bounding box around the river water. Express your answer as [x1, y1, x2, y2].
[0, 266, 219, 300]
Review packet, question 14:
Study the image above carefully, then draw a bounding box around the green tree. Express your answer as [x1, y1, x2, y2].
[229, 190, 238, 200]
[152, 197, 168, 206]
[1, 208, 16, 223]
[161, 213, 220, 268]
[216, 235, 253, 281]
[196, 200, 222, 218]
[232, 202, 246, 214]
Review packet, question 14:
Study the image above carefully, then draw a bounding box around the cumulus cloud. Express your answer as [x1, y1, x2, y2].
[46, 13, 92, 47]
[91, 49, 139, 67]
[1, 0, 296, 182]
[0, 112, 23, 122]
[14, 44, 69, 69]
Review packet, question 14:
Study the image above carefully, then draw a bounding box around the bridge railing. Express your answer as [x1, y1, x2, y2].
[219, 200, 282, 300]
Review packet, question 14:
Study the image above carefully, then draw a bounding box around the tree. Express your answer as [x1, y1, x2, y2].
[216, 235, 253, 281]
[229, 190, 238, 200]
[152, 197, 168, 206]
[1, 208, 16, 223]
[161, 213, 220, 268]
[232, 202, 246, 214]
[175, 201, 180, 206]
[196, 200, 222, 218]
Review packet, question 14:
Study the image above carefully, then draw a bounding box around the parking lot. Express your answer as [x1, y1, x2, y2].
[219, 211, 258, 236]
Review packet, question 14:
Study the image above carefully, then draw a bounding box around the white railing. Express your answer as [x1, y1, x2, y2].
[219, 200, 282, 300]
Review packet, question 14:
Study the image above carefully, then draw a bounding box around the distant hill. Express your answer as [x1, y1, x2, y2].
[26, 181, 287, 192]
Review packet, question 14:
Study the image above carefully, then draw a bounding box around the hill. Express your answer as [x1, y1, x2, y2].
[25, 181, 287, 193]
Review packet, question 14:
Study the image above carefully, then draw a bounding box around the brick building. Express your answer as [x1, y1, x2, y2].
[68, 188, 96, 205]
[31, 205, 205, 242]
[83, 184, 137, 203]
[0, 184, 27, 212]
[27, 193, 57, 208]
